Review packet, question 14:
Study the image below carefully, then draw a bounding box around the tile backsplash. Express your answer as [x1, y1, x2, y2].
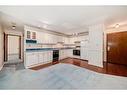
[26, 44, 54, 49]
[26, 43, 75, 49]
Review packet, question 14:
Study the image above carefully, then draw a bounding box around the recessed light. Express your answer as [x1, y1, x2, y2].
[115, 24, 120, 28]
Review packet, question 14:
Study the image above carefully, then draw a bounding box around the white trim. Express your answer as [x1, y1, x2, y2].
[0, 63, 4, 71]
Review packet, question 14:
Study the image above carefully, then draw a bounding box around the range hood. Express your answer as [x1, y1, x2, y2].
[74, 41, 81, 47]
[74, 41, 81, 43]
[57, 41, 64, 44]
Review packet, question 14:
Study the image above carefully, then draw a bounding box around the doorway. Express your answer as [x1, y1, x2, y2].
[107, 32, 127, 65]
[4, 34, 21, 64]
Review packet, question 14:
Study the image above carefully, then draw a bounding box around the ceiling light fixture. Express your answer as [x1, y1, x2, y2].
[115, 24, 120, 28]
[11, 22, 16, 30]
[72, 33, 79, 36]
[12, 25, 16, 30]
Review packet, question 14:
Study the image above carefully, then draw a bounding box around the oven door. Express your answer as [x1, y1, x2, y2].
[53, 50, 59, 61]
[73, 50, 80, 56]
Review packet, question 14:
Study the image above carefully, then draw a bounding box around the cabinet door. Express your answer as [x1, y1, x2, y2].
[43, 51, 47, 62]
[32, 32, 36, 40]
[63, 50, 66, 59]
[57, 36, 61, 42]
[46, 33, 52, 43]
[49, 34, 53, 43]
[47, 51, 50, 62]
[49, 51, 53, 61]
[26, 53, 38, 67]
[70, 37, 74, 44]
[26, 31, 31, 39]
[60, 50, 63, 59]
[36, 32, 41, 43]
[52, 35, 57, 44]
[68, 49, 73, 57]
[59, 50, 61, 60]
[64, 37, 68, 44]
[38, 52, 44, 63]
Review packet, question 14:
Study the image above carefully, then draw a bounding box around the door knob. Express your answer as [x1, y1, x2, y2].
[108, 46, 110, 51]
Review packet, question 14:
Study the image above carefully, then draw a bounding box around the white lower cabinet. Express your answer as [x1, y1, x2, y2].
[59, 49, 73, 60]
[67, 49, 73, 58]
[49, 51, 53, 62]
[25, 50, 53, 68]
[38, 52, 44, 64]
[25, 49, 72, 68]
[26, 52, 38, 67]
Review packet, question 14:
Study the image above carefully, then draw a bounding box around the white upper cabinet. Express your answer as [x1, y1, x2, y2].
[57, 35, 62, 42]
[36, 32, 42, 43]
[52, 35, 57, 44]
[26, 30, 37, 40]
[62, 37, 69, 44]
[25, 26, 88, 44]
[36, 31, 58, 44]
[69, 37, 74, 44]
[64, 37, 69, 44]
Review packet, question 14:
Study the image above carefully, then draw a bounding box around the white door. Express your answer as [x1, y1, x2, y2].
[8, 35, 20, 61]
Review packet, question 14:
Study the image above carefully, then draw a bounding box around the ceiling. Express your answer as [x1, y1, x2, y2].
[0, 6, 127, 35]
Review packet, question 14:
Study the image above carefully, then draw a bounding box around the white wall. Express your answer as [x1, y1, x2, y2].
[0, 21, 4, 70]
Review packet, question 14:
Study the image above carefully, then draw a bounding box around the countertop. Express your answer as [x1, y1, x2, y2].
[25, 48, 74, 52]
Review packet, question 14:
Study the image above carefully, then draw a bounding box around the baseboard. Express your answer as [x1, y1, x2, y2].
[0, 63, 4, 71]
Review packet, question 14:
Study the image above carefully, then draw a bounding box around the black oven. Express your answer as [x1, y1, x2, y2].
[73, 49, 80, 56]
[53, 50, 59, 62]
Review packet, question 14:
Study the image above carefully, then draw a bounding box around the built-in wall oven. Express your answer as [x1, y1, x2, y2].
[53, 50, 59, 62]
[73, 49, 80, 56]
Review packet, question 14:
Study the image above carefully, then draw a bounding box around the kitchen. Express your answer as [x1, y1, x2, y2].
[24, 25, 89, 68]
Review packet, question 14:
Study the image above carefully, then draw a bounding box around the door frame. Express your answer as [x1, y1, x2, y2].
[4, 33, 22, 62]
